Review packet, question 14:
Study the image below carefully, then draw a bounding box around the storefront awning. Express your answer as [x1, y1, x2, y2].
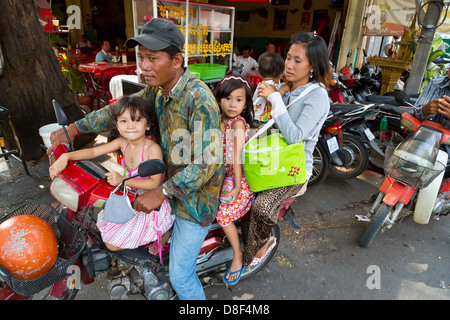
[365, 0, 450, 36]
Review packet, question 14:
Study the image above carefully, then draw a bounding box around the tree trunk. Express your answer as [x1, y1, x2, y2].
[0, 0, 84, 160]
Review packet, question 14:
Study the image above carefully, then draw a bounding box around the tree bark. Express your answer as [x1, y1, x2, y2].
[0, 0, 84, 160]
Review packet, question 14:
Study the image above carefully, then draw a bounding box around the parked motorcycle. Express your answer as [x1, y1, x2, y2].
[308, 105, 371, 185]
[357, 112, 450, 248]
[330, 101, 413, 172]
[0, 100, 287, 300]
[329, 72, 354, 104]
[321, 107, 370, 179]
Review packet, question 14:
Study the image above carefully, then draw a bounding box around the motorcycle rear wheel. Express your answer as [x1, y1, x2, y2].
[239, 223, 281, 280]
[359, 203, 391, 248]
[330, 133, 369, 179]
[309, 142, 331, 186]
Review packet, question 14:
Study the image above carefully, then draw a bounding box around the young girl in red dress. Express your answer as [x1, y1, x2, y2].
[214, 76, 255, 285]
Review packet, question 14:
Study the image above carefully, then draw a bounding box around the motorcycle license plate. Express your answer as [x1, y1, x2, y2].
[364, 128, 375, 141]
[327, 136, 339, 154]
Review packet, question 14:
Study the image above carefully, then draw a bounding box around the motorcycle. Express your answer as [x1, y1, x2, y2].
[329, 72, 354, 104]
[320, 107, 370, 179]
[329, 101, 412, 172]
[356, 112, 450, 248]
[308, 105, 371, 185]
[0, 100, 287, 300]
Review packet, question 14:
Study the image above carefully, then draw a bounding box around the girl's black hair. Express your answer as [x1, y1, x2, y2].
[107, 95, 157, 142]
[214, 77, 254, 128]
[289, 32, 331, 89]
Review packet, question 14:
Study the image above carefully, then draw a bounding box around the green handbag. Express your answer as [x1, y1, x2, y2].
[244, 131, 307, 192]
[243, 83, 319, 192]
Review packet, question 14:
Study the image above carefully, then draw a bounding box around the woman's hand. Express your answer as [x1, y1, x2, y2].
[105, 171, 125, 186]
[257, 82, 277, 99]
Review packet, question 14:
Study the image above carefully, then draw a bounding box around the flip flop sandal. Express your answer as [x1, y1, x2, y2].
[223, 264, 245, 285]
[249, 236, 277, 267]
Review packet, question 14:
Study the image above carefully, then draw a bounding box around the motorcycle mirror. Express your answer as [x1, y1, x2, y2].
[394, 91, 411, 105]
[432, 57, 450, 65]
[0, 44, 4, 76]
[52, 99, 70, 126]
[137, 159, 167, 178]
[347, 50, 352, 57]
[119, 159, 166, 191]
[52, 99, 73, 152]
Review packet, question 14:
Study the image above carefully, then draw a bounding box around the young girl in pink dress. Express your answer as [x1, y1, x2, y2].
[49, 96, 173, 255]
[214, 76, 255, 285]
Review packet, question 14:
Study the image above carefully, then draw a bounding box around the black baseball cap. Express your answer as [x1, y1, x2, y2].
[125, 18, 184, 53]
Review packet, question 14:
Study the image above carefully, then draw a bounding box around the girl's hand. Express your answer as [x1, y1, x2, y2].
[105, 171, 125, 186]
[257, 82, 277, 99]
[49, 154, 69, 180]
[226, 187, 241, 204]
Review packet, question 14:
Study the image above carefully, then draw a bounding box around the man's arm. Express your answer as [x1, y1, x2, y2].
[47, 104, 113, 154]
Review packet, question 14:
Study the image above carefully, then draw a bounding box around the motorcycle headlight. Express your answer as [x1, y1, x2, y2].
[50, 175, 84, 212]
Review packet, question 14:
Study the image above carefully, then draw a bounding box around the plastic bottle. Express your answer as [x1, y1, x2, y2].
[379, 117, 388, 142]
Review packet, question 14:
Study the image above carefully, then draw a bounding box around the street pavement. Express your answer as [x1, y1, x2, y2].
[0, 155, 449, 300]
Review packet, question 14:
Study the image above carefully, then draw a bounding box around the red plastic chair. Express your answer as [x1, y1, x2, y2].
[97, 67, 128, 108]
[125, 65, 137, 75]
[80, 54, 96, 63]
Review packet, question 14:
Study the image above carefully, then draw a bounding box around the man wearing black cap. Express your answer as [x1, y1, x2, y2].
[49, 18, 224, 300]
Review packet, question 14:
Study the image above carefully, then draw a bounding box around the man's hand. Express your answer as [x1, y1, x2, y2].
[47, 123, 78, 155]
[133, 187, 166, 213]
[423, 95, 450, 119]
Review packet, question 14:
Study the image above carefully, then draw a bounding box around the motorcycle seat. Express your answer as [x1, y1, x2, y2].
[366, 95, 417, 106]
[330, 103, 376, 116]
[378, 104, 414, 116]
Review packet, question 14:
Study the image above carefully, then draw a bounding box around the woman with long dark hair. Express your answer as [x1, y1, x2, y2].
[244, 32, 331, 267]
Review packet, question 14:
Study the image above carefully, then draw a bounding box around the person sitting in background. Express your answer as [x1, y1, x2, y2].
[414, 67, 450, 128]
[265, 40, 276, 53]
[95, 40, 112, 62]
[78, 34, 92, 49]
[414, 66, 450, 176]
[233, 44, 258, 77]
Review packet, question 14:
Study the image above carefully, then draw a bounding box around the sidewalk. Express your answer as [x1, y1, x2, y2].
[0, 155, 55, 218]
